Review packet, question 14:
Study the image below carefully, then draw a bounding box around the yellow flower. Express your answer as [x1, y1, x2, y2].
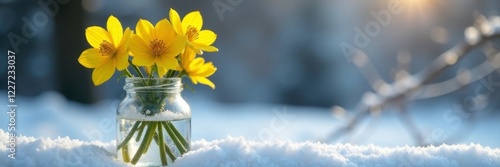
[180, 49, 217, 89]
[130, 19, 186, 72]
[144, 65, 168, 77]
[169, 8, 218, 55]
[78, 15, 132, 85]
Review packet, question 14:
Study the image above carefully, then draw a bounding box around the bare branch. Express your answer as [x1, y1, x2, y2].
[396, 103, 424, 146]
[322, 16, 500, 144]
[414, 48, 500, 99]
[352, 51, 389, 93]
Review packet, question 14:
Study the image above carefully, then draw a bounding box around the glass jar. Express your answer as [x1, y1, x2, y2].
[117, 78, 191, 166]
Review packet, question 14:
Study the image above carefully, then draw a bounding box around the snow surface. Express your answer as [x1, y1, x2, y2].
[1, 91, 499, 147]
[1, 129, 500, 167]
[0, 129, 125, 167]
[1, 91, 500, 166]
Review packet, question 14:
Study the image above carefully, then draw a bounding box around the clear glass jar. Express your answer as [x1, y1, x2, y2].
[117, 78, 191, 166]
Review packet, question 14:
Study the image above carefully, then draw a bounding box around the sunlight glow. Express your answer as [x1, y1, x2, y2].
[400, 0, 436, 24]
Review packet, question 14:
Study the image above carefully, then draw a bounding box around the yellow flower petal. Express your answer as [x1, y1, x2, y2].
[78, 48, 108, 68]
[174, 65, 183, 71]
[155, 19, 176, 45]
[143, 65, 167, 76]
[157, 66, 168, 77]
[187, 44, 203, 55]
[114, 51, 129, 71]
[182, 11, 203, 32]
[197, 64, 217, 77]
[144, 66, 152, 75]
[136, 19, 154, 43]
[86, 26, 112, 49]
[194, 76, 215, 89]
[117, 27, 132, 52]
[169, 8, 183, 34]
[191, 42, 218, 52]
[107, 15, 123, 47]
[92, 60, 115, 85]
[132, 54, 155, 66]
[129, 34, 150, 57]
[181, 48, 196, 69]
[193, 30, 217, 45]
[156, 56, 179, 70]
[188, 76, 198, 84]
[164, 35, 187, 57]
[189, 58, 205, 70]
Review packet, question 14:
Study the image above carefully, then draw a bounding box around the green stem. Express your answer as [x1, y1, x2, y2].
[135, 122, 146, 142]
[162, 122, 187, 154]
[149, 65, 157, 78]
[157, 122, 168, 166]
[164, 139, 177, 161]
[153, 132, 177, 161]
[154, 65, 160, 78]
[117, 121, 141, 150]
[123, 69, 133, 77]
[121, 144, 131, 163]
[167, 122, 189, 150]
[142, 123, 157, 154]
[165, 70, 174, 78]
[176, 71, 186, 78]
[128, 59, 144, 78]
[173, 71, 179, 78]
[131, 122, 157, 165]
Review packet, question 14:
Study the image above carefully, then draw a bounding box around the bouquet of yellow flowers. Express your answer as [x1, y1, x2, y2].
[78, 8, 217, 166]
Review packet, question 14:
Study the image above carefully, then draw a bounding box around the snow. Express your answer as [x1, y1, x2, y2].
[119, 106, 191, 121]
[1, 91, 500, 166]
[0, 129, 126, 167]
[177, 137, 500, 167]
[4, 91, 499, 147]
[1, 130, 499, 167]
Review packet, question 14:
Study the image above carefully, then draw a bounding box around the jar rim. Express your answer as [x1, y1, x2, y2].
[124, 77, 182, 92]
[125, 77, 181, 82]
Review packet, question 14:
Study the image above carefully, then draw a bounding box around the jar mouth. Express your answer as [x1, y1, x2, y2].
[124, 77, 182, 92]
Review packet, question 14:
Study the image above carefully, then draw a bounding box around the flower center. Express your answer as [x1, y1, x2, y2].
[150, 39, 166, 57]
[186, 25, 199, 41]
[99, 40, 116, 56]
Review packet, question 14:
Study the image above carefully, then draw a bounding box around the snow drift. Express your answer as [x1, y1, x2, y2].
[1, 130, 499, 167]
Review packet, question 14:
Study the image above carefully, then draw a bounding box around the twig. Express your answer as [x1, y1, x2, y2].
[396, 103, 424, 146]
[322, 18, 500, 144]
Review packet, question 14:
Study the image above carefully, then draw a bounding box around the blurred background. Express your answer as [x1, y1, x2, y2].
[1, 0, 500, 147]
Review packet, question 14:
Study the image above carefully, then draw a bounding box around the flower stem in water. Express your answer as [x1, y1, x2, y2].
[167, 121, 190, 150]
[157, 122, 168, 165]
[135, 122, 146, 142]
[131, 122, 156, 165]
[118, 121, 141, 150]
[162, 122, 187, 154]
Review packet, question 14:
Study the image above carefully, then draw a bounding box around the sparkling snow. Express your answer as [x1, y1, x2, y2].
[1, 91, 500, 166]
[1, 130, 499, 167]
